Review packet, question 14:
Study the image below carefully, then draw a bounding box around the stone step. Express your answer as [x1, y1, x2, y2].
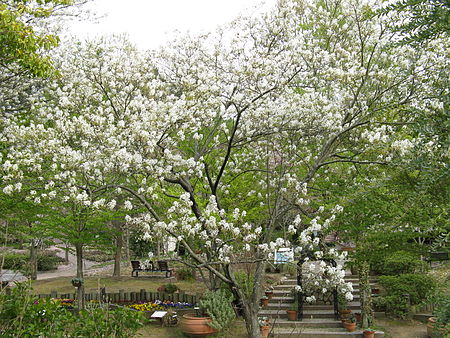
[266, 302, 361, 311]
[271, 294, 361, 302]
[273, 287, 361, 295]
[271, 318, 342, 328]
[259, 309, 339, 319]
[271, 328, 385, 337]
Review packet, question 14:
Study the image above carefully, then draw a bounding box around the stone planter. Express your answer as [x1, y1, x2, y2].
[261, 298, 269, 307]
[180, 314, 217, 336]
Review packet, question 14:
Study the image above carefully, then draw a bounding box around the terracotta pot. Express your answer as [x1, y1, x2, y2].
[261, 298, 269, 307]
[260, 325, 270, 338]
[427, 317, 449, 338]
[340, 309, 352, 320]
[343, 321, 357, 332]
[371, 288, 380, 295]
[180, 314, 218, 336]
[363, 329, 375, 338]
[286, 309, 298, 321]
[354, 312, 361, 322]
[265, 291, 274, 300]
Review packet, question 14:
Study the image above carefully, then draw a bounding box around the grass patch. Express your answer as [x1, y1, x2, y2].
[31, 276, 207, 295]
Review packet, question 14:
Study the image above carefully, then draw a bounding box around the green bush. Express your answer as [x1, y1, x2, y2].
[1, 251, 64, 272]
[84, 249, 114, 262]
[373, 251, 425, 275]
[234, 271, 254, 299]
[37, 251, 65, 271]
[199, 289, 235, 331]
[164, 283, 178, 294]
[379, 273, 436, 318]
[0, 282, 143, 337]
[0, 252, 27, 270]
[176, 267, 196, 281]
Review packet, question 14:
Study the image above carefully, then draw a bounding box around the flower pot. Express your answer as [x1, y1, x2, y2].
[363, 329, 375, 338]
[426, 317, 449, 338]
[371, 288, 380, 295]
[265, 291, 274, 300]
[339, 309, 352, 320]
[354, 312, 361, 323]
[261, 298, 269, 307]
[260, 325, 270, 338]
[343, 321, 357, 332]
[180, 314, 218, 336]
[286, 309, 298, 321]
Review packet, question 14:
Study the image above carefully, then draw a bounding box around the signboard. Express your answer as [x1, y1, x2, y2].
[274, 248, 294, 264]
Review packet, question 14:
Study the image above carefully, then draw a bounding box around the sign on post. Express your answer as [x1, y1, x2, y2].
[274, 247, 294, 264]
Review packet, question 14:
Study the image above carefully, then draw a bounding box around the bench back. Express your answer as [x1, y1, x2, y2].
[157, 260, 169, 271]
[131, 260, 141, 270]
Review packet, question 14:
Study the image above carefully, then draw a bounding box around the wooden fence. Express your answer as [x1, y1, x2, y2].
[37, 289, 198, 304]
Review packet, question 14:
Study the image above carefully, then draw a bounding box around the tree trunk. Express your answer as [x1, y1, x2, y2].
[241, 299, 262, 338]
[75, 242, 85, 310]
[64, 243, 69, 264]
[30, 240, 38, 280]
[113, 221, 123, 277]
[125, 228, 130, 261]
[359, 261, 373, 328]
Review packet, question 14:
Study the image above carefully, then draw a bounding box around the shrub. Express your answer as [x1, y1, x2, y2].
[83, 250, 113, 262]
[379, 273, 437, 318]
[0, 252, 27, 271]
[37, 251, 65, 271]
[176, 267, 196, 281]
[0, 282, 143, 337]
[199, 289, 235, 331]
[373, 251, 425, 275]
[0, 251, 64, 273]
[164, 283, 179, 294]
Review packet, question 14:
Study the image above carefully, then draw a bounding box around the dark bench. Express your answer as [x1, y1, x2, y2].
[131, 260, 174, 278]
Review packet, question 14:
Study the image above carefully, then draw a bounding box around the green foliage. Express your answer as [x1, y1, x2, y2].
[83, 249, 114, 262]
[234, 271, 254, 300]
[373, 251, 426, 275]
[72, 306, 144, 338]
[0, 0, 77, 77]
[380, 0, 450, 44]
[176, 267, 196, 281]
[0, 250, 64, 273]
[199, 289, 235, 331]
[163, 283, 178, 294]
[378, 273, 437, 318]
[432, 294, 450, 330]
[0, 282, 143, 337]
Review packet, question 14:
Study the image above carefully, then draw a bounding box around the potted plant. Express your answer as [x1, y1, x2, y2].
[260, 295, 269, 307]
[286, 288, 299, 321]
[71, 277, 83, 288]
[338, 293, 352, 319]
[343, 315, 357, 332]
[265, 286, 274, 300]
[427, 295, 450, 338]
[181, 289, 235, 337]
[363, 328, 376, 338]
[258, 317, 270, 338]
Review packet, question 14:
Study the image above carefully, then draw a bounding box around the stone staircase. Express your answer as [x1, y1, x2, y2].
[259, 275, 384, 337]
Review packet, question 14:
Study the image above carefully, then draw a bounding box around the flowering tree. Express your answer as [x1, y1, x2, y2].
[2, 0, 449, 335]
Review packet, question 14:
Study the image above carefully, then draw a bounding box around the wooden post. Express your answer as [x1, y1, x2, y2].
[51, 290, 57, 298]
[119, 289, 124, 302]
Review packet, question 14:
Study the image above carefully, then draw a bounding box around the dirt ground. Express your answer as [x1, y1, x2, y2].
[375, 318, 428, 338]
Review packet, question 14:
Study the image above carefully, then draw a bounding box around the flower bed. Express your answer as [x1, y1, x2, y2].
[127, 300, 194, 312]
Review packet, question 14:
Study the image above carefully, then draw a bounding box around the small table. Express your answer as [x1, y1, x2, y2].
[151, 311, 168, 326]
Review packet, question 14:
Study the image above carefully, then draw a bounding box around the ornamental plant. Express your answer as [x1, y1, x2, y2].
[199, 289, 235, 331]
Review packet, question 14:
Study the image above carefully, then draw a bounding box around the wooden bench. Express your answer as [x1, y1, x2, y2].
[131, 260, 173, 278]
